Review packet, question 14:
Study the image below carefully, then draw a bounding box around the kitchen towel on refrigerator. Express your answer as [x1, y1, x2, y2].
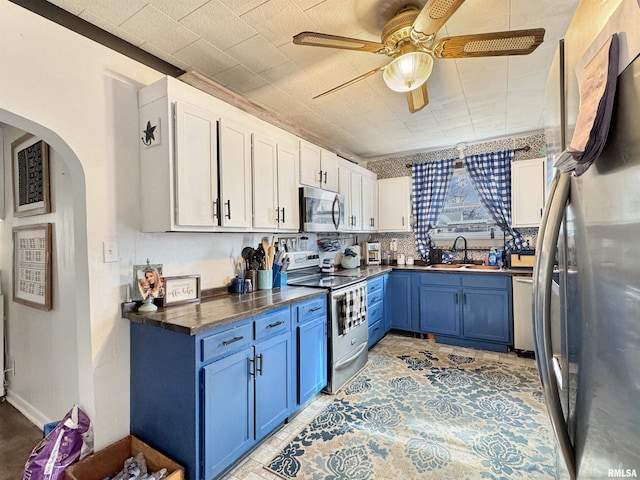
[339, 286, 367, 335]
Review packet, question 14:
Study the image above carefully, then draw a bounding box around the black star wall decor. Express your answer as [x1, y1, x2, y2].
[141, 119, 160, 147]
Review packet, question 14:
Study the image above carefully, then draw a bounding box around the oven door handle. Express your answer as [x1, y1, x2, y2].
[333, 342, 368, 370]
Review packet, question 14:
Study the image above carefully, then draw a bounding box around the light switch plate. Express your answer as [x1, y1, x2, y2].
[103, 241, 118, 263]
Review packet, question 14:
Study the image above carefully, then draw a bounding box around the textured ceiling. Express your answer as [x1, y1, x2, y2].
[45, 0, 578, 160]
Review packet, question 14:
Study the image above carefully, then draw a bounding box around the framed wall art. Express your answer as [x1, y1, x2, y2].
[12, 134, 51, 217]
[13, 223, 52, 311]
[163, 275, 201, 306]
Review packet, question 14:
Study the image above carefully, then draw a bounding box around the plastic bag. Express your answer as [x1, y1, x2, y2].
[23, 405, 93, 480]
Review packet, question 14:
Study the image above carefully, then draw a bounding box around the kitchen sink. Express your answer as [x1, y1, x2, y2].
[462, 265, 501, 270]
[428, 264, 464, 269]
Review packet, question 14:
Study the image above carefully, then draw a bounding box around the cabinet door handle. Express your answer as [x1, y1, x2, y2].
[309, 306, 321, 312]
[281, 207, 285, 224]
[324, 171, 328, 184]
[463, 293, 467, 304]
[225, 200, 231, 219]
[248, 357, 255, 377]
[540, 207, 543, 218]
[275, 207, 280, 224]
[454, 293, 458, 304]
[223, 335, 243, 346]
[372, 217, 375, 227]
[212, 200, 219, 220]
[318, 169, 323, 183]
[402, 216, 405, 226]
[256, 353, 263, 376]
[268, 320, 284, 328]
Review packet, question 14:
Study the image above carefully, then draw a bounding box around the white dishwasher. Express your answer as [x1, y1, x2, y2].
[512, 276, 534, 352]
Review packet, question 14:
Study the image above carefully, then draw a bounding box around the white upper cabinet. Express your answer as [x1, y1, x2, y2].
[378, 177, 412, 232]
[361, 172, 378, 232]
[139, 78, 222, 232]
[299, 140, 339, 192]
[511, 157, 545, 228]
[252, 133, 299, 231]
[219, 118, 252, 228]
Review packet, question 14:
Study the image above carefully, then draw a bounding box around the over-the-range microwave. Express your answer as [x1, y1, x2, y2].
[299, 186, 345, 232]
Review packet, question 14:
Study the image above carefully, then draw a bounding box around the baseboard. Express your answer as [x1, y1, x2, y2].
[6, 391, 51, 430]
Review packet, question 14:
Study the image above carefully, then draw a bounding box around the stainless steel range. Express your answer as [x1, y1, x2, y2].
[285, 251, 368, 393]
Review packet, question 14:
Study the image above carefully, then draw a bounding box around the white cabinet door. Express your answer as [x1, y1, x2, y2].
[349, 170, 362, 230]
[276, 142, 299, 231]
[378, 177, 411, 232]
[220, 118, 252, 228]
[174, 102, 218, 228]
[511, 157, 545, 228]
[361, 174, 378, 231]
[338, 165, 363, 231]
[252, 134, 278, 230]
[320, 150, 339, 192]
[338, 166, 352, 231]
[299, 140, 321, 188]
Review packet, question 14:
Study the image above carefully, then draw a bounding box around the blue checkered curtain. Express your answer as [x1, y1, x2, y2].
[463, 150, 524, 251]
[412, 159, 456, 260]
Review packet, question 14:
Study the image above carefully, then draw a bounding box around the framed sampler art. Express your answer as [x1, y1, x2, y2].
[13, 223, 52, 311]
[12, 134, 51, 217]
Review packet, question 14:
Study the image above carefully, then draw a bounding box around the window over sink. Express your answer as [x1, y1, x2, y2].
[431, 168, 501, 240]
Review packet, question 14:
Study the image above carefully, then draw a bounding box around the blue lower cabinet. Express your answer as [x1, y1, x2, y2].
[414, 272, 513, 352]
[202, 346, 254, 479]
[387, 272, 412, 331]
[367, 274, 387, 348]
[131, 306, 295, 480]
[418, 285, 460, 336]
[294, 296, 328, 407]
[255, 332, 292, 441]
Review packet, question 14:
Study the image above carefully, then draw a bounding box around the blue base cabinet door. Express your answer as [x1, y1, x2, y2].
[297, 318, 327, 405]
[418, 285, 460, 336]
[462, 288, 511, 343]
[202, 346, 254, 480]
[387, 272, 412, 331]
[255, 332, 292, 441]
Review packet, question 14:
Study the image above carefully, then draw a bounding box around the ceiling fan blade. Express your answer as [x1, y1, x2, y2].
[412, 0, 465, 38]
[407, 83, 429, 113]
[432, 28, 546, 58]
[293, 31, 386, 53]
[313, 66, 386, 100]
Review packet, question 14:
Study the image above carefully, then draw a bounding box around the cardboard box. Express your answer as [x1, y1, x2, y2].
[65, 435, 184, 480]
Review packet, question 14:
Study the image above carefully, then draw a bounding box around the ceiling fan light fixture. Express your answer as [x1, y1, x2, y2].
[383, 51, 433, 92]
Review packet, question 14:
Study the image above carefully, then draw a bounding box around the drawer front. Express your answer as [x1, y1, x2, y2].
[367, 276, 384, 295]
[201, 322, 253, 363]
[368, 301, 384, 325]
[367, 290, 384, 307]
[462, 274, 509, 289]
[255, 307, 291, 340]
[419, 272, 461, 286]
[296, 296, 327, 323]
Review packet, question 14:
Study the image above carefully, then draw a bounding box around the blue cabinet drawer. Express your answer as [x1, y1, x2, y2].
[461, 274, 509, 289]
[368, 319, 385, 348]
[367, 290, 384, 307]
[368, 302, 384, 325]
[201, 322, 253, 363]
[367, 276, 384, 295]
[296, 296, 327, 323]
[419, 272, 461, 286]
[255, 307, 291, 340]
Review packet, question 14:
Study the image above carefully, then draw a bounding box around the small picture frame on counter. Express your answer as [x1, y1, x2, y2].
[133, 263, 164, 301]
[163, 275, 201, 306]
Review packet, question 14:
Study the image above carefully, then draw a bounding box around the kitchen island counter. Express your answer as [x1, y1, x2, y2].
[124, 286, 326, 335]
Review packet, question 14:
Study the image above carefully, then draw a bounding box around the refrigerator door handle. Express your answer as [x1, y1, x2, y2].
[533, 170, 576, 479]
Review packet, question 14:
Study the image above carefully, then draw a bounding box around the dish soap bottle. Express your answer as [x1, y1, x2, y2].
[488, 248, 497, 266]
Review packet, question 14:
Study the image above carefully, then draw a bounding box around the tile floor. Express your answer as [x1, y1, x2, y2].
[219, 333, 536, 480]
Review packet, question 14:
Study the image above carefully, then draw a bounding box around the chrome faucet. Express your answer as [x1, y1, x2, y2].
[452, 236, 469, 264]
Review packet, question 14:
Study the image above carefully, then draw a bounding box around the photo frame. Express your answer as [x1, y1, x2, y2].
[132, 264, 164, 301]
[163, 275, 201, 306]
[13, 223, 52, 311]
[12, 134, 51, 217]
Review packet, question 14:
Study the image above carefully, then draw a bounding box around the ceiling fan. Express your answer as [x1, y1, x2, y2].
[293, 0, 545, 113]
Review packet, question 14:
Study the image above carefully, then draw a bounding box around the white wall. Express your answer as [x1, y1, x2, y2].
[0, 1, 301, 448]
[1, 125, 80, 425]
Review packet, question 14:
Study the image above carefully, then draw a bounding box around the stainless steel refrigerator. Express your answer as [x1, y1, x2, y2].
[535, 31, 640, 480]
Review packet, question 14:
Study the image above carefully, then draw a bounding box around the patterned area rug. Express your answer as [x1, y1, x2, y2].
[266, 336, 556, 479]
